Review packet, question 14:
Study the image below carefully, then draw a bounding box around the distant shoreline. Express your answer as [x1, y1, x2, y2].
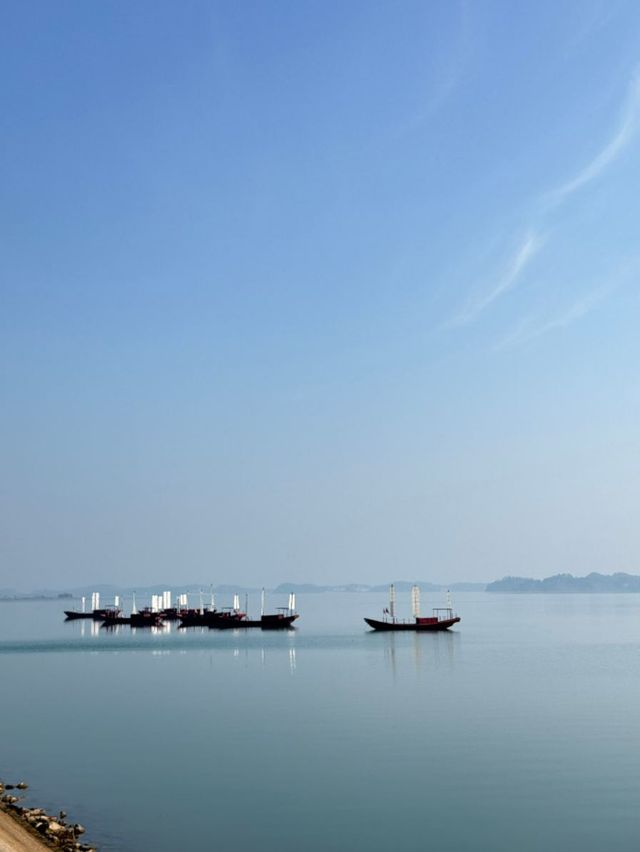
[6, 573, 640, 599]
[486, 572, 640, 593]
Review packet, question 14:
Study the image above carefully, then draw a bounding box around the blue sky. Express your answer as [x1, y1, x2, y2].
[2, 0, 640, 589]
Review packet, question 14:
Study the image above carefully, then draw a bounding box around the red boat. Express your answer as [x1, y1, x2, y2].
[364, 613, 460, 631]
[365, 584, 460, 632]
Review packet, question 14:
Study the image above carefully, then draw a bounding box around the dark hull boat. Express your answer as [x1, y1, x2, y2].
[102, 608, 164, 628]
[65, 608, 113, 621]
[364, 615, 460, 631]
[179, 609, 244, 628]
[159, 607, 187, 622]
[209, 613, 298, 630]
[365, 584, 460, 632]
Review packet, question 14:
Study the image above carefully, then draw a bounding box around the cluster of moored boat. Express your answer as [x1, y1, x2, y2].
[64, 590, 299, 630]
[64, 585, 461, 632]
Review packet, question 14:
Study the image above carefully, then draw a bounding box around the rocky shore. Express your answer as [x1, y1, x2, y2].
[0, 778, 95, 851]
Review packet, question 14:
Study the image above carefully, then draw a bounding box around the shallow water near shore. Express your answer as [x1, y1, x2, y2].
[1, 592, 640, 851]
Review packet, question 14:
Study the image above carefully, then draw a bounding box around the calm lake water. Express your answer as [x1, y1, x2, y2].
[1, 591, 640, 851]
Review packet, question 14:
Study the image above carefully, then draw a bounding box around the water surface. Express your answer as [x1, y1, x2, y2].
[1, 592, 639, 851]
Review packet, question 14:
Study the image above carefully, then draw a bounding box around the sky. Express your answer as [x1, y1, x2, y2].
[2, 0, 640, 590]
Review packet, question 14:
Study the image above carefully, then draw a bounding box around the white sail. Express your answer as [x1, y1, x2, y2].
[114, 595, 121, 608]
[131, 592, 138, 615]
[411, 585, 420, 618]
[81, 596, 86, 613]
[233, 593, 240, 612]
[389, 584, 396, 620]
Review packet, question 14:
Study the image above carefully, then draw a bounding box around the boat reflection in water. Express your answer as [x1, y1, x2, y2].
[384, 628, 458, 680]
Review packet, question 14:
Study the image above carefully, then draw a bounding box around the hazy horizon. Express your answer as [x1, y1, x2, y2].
[3, 1, 640, 591]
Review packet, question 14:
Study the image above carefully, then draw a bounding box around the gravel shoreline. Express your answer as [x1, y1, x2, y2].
[0, 780, 95, 852]
[0, 804, 59, 852]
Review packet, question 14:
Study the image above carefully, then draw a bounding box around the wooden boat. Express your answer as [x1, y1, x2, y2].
[364, 613, 459, 631]
[102, 608, 164, 628]
[179, 607, 245, 627]
[209, 612, 299, 630]
[65, 592, 119, 621]
[364, 584, 460, 632]
[64, 608, 110, 621]
[101, 594, 165, 628]
[206, 591, 299, 630]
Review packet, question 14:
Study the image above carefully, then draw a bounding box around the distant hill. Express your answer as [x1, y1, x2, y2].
[3, 580, 487, 601]
[486, 572, 640, 593]
[274, 581, 486, 594]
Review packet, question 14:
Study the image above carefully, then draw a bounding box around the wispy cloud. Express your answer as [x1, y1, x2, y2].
[424, 0, 473, 117]
[449, 68, 639, 335]
[545, 68, 640, 206]
[451, 230, 544, 326]
[496, 287, 610, 349]
[390, 1, 473, 143]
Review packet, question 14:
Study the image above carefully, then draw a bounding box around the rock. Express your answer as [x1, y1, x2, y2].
[73, 823, 86, 835]
[4, 784, 14, 790]
[16, 781, 28, 789]
[1, 794, 18, 804]
[59, 810, 67, 819]
[48, 820, 64, 833]
[25, 808, 45, 820]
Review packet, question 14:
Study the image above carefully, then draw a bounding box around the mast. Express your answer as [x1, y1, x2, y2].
[261, 587, 265, 617]
[81, 596, 86, 614]
[411, 584, 420, 619]
[389, 584, 396, 621]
